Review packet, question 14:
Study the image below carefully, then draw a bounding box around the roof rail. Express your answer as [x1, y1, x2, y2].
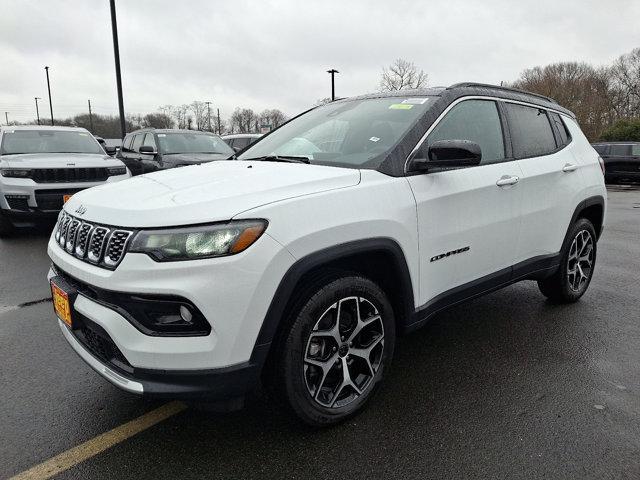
[447, 82, 558, 104]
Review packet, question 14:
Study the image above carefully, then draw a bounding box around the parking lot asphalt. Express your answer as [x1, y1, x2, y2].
[1, 186, 639, 480]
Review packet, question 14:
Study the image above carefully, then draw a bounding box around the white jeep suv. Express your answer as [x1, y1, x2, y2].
[47, 84, 606, 426]
[0, 126, 130, 236]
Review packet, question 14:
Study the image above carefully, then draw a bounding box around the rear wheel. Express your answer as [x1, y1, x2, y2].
[275, 274, 395, 426]
[537, 218, 597, 303]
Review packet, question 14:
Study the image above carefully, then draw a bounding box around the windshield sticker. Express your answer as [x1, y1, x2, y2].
[389, 104, 413, 110]
[158, 134, 166, 137]
[401, 98, 428, 105]
[369, 136, 380, 142]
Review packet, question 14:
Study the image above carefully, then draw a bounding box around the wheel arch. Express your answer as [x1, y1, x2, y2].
[251, 238, 415, 370]
[567, 195, 605, 244]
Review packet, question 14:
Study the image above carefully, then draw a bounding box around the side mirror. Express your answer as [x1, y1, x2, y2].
[233, 146, 241, 153]
[104, 146, 117, 156]
[139, 145, 157, 155]
[408, 140, 481, 172]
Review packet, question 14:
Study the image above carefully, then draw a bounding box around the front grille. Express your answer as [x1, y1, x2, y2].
[54, 211, 133, 269]
[73, 313, 132, 372]
[32, 168, 109, 183]
[5, 195, 29, 211]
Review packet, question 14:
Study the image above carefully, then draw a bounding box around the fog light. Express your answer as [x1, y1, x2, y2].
[180, 305, 193, 323]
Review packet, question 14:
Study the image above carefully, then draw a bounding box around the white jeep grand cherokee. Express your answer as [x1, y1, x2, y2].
[0, 126, 130, 236]
[47, 83, 606, 426]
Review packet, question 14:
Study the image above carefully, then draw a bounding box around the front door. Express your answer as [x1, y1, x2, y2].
[406, 98, 524, 306]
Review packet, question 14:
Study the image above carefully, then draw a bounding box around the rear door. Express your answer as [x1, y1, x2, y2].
[506, 103, 582, 266]
[407, 98, 524, 304]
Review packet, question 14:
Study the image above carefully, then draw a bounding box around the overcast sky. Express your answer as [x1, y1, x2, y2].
[1, 0, 639, 123]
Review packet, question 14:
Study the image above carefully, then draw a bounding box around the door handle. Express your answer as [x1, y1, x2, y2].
[496, 175, 519, 187]
[562, 163, 577, 172]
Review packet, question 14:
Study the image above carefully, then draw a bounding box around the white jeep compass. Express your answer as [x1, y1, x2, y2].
[0, 125, 130, 236]
[47, 83, 606, 426]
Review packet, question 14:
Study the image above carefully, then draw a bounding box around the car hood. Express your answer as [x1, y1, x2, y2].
[63, 160, 361, 227]
[0, 152, 122, 168]
[162, 153, 230, 164]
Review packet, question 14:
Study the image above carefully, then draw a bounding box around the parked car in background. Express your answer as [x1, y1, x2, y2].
[222, 133, 262, 152]
[117, 129, 234, 176]
[48, 83, 605, 426]
[0, 126, 129, 236]
[591, 142, 640, 184]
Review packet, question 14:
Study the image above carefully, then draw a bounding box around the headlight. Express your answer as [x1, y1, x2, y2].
[1, 168, 32, 178]
[129, 219, 267, 261]
[107, 166, 127, 176]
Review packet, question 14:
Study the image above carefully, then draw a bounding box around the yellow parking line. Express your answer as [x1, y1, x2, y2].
[10, 401, 187, 480]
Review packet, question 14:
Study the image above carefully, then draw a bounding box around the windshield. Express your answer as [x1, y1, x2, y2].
[0, 130, 104, 155]
[158, 133, 234, 155]
[238, 96, 435, 169]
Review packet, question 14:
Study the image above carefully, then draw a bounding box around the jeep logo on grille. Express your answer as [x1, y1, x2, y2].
[75, 205, 87, 215]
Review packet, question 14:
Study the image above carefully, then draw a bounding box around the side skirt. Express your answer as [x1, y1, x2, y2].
[404, 253, 560, 333]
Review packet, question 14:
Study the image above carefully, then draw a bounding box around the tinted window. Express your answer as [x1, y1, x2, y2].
[610, 144, 630, 156]
[143, 133, 157, 150]
[156, 133, 233, 155]
[592, 144, 608, 155]
[550, 112, 571, 146]
[132, 134, 144, 152]
[632, 144, 640, 156]
[505, 103, 557, 158]
[234, 137, 250, 149]
[420, 99, 505, 164]
[122, 135, 133, 151]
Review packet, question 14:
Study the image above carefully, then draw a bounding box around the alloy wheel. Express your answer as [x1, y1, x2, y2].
[303, 296, 385, 408]
[567, 229, 594, 292]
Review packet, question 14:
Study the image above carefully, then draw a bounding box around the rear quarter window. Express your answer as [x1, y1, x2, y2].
[609, 144, 630, 156]
[504, 103, 557, 158]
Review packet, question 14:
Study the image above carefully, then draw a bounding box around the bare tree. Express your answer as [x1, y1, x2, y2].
[609, 47, 640, 118]
[258, 109, 287, 131]
[512, 62, 616, 140]
[379, 58, 428, 91]
[315, 97, 332, 106]
[190, 101, 208, 130]
[142, 113, 174, 129]
[229, 107, 258, 133]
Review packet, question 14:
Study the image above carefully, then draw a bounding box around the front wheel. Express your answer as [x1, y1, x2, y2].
[538, 218, 597, 302]
[276, 274, 395, 426]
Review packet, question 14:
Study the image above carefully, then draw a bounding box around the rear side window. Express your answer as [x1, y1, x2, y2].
[550, 112, 571, 147]
[632, 144, 640, 156]
[505, 103, 557, 158]
[592, 144, 608, 155]
[122, 135, 133, 151]
[610, 144, 630, 156]
[132, 134, 144, 152]
[422, 99, 505, 164]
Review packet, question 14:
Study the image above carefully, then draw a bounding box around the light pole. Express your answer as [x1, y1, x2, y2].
[45, 66, 54, 125]
[88, 99, 94, 132]
[110, 0, 126, 139]
[327, 69, 339, 101]
[205, 101, 212, 131]
[4, 112, 8, 125]
[34, 97, 41, 125]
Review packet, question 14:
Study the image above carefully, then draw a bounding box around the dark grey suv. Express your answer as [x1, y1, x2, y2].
[117, 129, 234, 176]
[592, 142, 640, 184]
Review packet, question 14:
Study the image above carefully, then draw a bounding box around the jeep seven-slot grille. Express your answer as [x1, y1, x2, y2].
[54, 211, 133, 269]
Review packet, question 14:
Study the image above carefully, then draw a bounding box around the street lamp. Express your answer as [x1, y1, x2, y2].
[45, 66, 54, 125]
[110, 0, 126, 139]
[327, 69, 339, 101]
[34, 97, 41, 125]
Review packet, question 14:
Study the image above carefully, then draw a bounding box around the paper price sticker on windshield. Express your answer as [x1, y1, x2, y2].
[401, 98, 428, 105]
[389, 104, 413, 110]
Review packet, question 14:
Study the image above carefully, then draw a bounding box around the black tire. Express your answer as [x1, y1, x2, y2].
[0, 211, 15, 238]
[274, 273, 395, 427]
[537, 218, 597, 303]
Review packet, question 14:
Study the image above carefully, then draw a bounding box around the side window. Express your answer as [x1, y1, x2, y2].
[234, 137, 250, 149]
[550, 112, 571, 147]
[631, 144, 640, 156]
[420, 100, 505, 164]
[122, 135, 133, 152]
[505, 103, 557, 158]
[132, 134, 144, 153]
[592, 144, 608, 155]
[226, 139, 235, 148]
[609, 144, 630, 156]
[143, 133, 157, 150]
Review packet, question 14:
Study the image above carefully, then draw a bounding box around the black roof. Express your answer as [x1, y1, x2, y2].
[337, 82, 575, 118]
[130, 128, 218, 135]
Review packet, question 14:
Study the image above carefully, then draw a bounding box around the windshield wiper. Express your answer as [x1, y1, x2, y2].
[243, 155, 310, 164]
